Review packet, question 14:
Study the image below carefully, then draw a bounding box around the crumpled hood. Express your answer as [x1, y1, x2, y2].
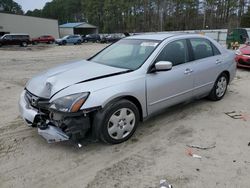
[26, 60, 127, 98]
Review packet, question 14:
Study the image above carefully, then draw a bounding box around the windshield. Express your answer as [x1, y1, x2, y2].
[90, 39, 160, 70]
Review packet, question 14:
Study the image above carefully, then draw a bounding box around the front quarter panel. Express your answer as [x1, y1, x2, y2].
[50, 72, 147, 118]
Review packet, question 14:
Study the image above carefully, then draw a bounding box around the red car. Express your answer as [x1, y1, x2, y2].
[235, 44, 250, 68]
[32, 35, 55, 44]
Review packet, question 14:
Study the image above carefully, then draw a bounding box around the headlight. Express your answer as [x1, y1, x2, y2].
[235, 50, 242, 55]
[49, 92, 90, 113]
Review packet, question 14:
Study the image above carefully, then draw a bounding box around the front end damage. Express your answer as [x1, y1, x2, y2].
[19, 89, 96, 143]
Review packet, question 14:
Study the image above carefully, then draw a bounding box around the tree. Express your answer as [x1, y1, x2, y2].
[24, 0, 250, 33]
[0, 0, 23, 14]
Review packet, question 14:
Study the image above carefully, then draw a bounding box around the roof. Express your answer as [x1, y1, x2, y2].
[4, 33, 29, 35]
[60, 22, 97, 29]
[126, 33, 177, 41]
[126, 33, 206, 41]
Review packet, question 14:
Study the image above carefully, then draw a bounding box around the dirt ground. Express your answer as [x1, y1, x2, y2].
[0, 44, 250, 188]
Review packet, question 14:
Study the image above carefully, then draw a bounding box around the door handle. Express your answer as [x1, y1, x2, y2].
[184, 68, 193, 75]
[216, 59, 222, 64]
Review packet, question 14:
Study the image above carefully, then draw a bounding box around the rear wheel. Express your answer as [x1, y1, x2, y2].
[93, 99, 139, 144]
[21, 42, 28, 47]
[77, 40, 82, 44]
[208, 73, 228, 101]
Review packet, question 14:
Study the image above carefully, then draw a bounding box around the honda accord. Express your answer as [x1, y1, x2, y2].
[19, 33, 236, 144]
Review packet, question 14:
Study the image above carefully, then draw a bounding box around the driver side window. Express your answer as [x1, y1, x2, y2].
[156, 39, 189, 66]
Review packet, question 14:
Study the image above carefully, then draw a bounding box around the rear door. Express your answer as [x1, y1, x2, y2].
[188, 38, 223, 97]
[40, 36, 46, 43]
[13, 35, 21, 45]
[146, 39, 195, 115]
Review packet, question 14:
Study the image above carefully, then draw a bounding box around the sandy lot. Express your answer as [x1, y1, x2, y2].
[0, 44, 250, 188]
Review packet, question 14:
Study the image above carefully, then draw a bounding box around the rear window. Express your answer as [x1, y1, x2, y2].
[11, 35, 29, 39]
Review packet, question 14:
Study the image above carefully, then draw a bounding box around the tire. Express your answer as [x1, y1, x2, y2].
[32, 41, 38, 45]
[21, 42, 28, 47]
[77, 40, 81, 45]
[93, 99, 140, 144]
[0, 43, 2, 47]
[208, 73, 229, 101]
[62, 40, 66, 45]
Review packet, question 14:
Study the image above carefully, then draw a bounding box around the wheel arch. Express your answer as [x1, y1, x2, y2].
[104, 95, 144, 122]
[221, 70, 230, 82]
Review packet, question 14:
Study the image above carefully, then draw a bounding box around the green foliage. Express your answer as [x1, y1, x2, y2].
[241, 7, 250, 27]
[23, 0, 250, 32]
[0, 0, 23, 14]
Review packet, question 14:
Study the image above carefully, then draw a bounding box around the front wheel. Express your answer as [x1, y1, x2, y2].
[93, 99, 140, 144]
[208, 73, 228, 101]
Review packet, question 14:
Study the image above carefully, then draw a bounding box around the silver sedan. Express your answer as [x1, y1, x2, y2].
[19, 33, 236, 144]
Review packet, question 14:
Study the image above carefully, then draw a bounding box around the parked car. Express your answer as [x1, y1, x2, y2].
[235, 43, 250, 68]
[19, 33, 236, 145]
[0, 34, 31, 47]
[82, 34, 101, 43]
[32, 35, 55, 45]
[100, 34, 125, 43]
[55, 35, 82, 45]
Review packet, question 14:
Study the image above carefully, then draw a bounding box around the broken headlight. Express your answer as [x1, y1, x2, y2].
[49, 92, 90, 113]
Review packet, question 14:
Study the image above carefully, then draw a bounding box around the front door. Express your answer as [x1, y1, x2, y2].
[146, 39, 194, 115]
[2, 35, 12, 45]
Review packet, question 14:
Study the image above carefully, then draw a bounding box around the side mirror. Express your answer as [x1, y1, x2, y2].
[153, 61, 173, 72]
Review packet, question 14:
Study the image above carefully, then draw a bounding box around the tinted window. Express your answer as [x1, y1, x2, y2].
[190, 38, 213, 60]
[156, 39, 189, 66]
[12, 35, 22, 39]
[13, 35, 29, 40]
[4, 35, 12, 40]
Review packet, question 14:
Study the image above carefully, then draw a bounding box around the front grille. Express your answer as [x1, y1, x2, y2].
[25, 90, 38, 107]
[25, 90, 50, 111]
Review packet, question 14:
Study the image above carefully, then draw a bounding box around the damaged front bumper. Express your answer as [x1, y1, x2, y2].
[19, 90, 92, 143]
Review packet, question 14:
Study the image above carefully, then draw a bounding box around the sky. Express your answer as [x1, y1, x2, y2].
[14, 0, 52, 12]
